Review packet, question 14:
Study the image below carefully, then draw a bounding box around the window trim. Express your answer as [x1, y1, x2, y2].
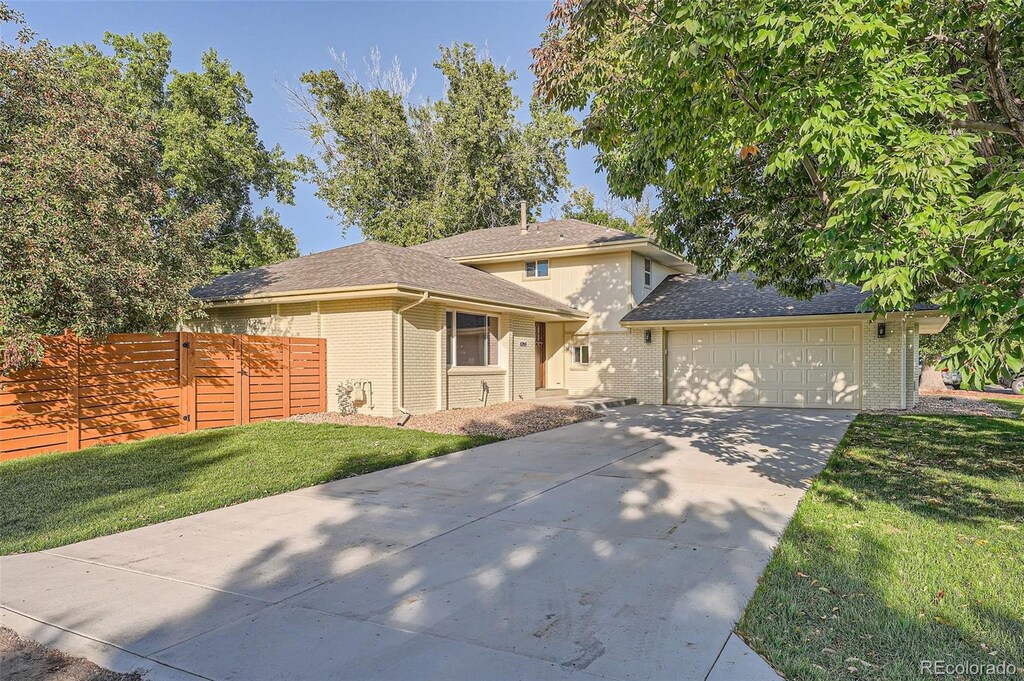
[643, 257, 653, 288]
[571, 337, 590, 366]
[446, 310, 500, 368]
[524, 259, 550, 279]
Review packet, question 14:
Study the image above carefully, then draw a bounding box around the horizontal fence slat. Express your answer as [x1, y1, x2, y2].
[2, 331, 325, 460]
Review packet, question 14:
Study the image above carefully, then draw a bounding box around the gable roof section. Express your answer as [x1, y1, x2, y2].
[192, 241, 582, 316]
[621, 272, 938, 323]
[411, 219, 646, 259]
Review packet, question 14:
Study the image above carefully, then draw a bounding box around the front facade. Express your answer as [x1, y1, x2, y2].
[191, 219, 946, 416]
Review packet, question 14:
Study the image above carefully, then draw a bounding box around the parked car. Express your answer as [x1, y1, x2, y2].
[998, 370, 1024, 395]
[939, 357, 962, 389]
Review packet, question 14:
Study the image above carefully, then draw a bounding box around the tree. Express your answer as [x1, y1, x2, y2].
[0, 7, 216, 372]
[61, 33, 298, 275]
[560, 186, 631, 230]
[294, 43, 574, 245]
[532, 0, 1024, 388]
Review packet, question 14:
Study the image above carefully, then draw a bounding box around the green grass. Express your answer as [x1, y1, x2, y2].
[982, 395, 1024, 417]
[738, 414, 1024, 680]
[0, 422, 496, 555]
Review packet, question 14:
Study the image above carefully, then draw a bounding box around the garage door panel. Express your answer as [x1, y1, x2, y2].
[668, 325, 860, 409]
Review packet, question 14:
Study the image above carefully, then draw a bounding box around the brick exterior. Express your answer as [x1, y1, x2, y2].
[510, 315, 537, 402]
[861, 318, 918, 410]
[566, 329, 664, 404]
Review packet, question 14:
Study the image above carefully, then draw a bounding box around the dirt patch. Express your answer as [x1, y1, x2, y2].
[291, 401, 599, 439]
[874, 395, 1018, 417]
[0, 627, 140, 681]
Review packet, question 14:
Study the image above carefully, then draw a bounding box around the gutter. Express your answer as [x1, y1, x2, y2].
[396, 292, 430, 423]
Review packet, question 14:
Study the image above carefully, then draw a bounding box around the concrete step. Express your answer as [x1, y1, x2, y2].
[573, 396, 638, 412]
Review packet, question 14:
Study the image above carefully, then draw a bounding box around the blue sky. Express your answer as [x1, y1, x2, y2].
[7, 1, 609, 254]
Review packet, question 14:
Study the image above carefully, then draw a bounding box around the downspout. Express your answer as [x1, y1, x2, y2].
[397, 292, 430, 421]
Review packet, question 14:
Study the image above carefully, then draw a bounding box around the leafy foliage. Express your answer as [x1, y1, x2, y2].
[60, 32, 299, 275]
[533, 0, 1024, 387]
[560, 185, 652, 232]
[296, 43, 574, 245]
[0, 11, 216, 372]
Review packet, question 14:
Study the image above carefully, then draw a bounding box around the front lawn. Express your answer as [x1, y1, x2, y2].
[739, 414, 1024, 680]
[0, 422, 496, 555]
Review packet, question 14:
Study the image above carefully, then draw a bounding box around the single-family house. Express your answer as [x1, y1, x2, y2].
[190, 216, 946, 416]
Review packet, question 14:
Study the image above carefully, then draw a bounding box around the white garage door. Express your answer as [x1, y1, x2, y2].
[667, 326, 860, 408]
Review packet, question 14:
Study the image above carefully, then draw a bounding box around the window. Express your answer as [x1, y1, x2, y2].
[447, 312, 499, 367]
[571, 338, 590, 365]
[525, 260, 549, 278]
[643, 257, 653, 288]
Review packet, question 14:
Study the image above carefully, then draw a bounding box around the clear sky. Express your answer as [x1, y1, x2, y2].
[6, 1, 609, 255]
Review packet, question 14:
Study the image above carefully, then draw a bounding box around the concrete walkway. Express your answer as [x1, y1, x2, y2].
[1, 406, 854, 680]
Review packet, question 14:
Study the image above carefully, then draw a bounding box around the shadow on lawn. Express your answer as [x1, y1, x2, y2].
[0, 423, 492, 555]
[815, 414, 1024, 524]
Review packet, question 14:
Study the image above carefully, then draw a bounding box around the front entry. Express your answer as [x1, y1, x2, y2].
[535, 322, 546, 389]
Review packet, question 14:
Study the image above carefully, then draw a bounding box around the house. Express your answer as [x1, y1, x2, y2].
[190, 216, 946, 416]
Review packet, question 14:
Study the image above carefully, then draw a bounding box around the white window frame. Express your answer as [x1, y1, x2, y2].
[643, 257, 653, 288]
[571, 337, 590, 366]
[446, 310, 500, 367]
[525, 259, 549, 279]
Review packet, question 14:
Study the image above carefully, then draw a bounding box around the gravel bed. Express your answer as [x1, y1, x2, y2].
[291, 400, 600, 439]
[873, 395, 1019, 417]
[0, 627, 141, 681]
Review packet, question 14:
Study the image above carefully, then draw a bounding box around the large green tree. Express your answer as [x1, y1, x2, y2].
[296, 43, 574, 245]
[61, 32, 299, 275]
[533, 0, 1024, 387]
[0, 7, 216, 372]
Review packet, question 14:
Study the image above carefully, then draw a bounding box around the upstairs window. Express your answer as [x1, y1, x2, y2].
[447, 311, 499, 367]
[644, 257, 653, 288]
[525, 260, 549, 278]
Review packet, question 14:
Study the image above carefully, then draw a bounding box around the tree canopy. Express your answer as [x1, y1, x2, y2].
[296, 43, 575, 245]
[0, 7, 215, 371]
[60, 32, 299, 275]
[533, 0, 1024, 387]
[560, 184, 653, 233]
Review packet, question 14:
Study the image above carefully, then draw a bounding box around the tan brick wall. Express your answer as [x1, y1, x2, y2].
[509, 315, 536, 401]
[861, 318, 917, 410]
[401, 302, 442, 415]
[566, 329, 663, 404]
[447, 369, 508, 409]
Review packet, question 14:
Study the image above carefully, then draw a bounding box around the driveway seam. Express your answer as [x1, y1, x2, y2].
[38, 551, 277, 604]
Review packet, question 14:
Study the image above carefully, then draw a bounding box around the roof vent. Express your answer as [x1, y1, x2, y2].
[520, 201, 528, 234]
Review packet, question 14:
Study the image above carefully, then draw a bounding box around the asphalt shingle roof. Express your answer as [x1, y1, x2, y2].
[622, 272, 901, 323]
[411, 219, 646, 259]
[192, 241, 582, 315]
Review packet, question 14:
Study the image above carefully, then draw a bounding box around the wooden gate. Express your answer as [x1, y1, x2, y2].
[1, 332, 327, 461]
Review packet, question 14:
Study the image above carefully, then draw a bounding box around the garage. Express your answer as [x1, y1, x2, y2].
[666, 325, 861, 409]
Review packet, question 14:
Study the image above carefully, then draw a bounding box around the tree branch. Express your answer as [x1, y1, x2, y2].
[946, 119, 1017, 135]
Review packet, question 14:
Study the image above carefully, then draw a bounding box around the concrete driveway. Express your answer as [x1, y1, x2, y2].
[0, 406, 854, 681]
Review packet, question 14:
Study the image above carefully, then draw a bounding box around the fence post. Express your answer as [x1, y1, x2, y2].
[240, 336, 251, 425]
[282, 338, 292, 418]
[318, 338, 327, 412]
[179, 331, 195, 433]
[66, 331, 80, 452]
[232, 336, 243, 426]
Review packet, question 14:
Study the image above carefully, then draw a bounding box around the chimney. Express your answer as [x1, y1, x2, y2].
[520, 201, 528, 234]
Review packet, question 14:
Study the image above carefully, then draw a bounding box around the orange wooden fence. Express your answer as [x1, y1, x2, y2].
[0, 332, 327, 461]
